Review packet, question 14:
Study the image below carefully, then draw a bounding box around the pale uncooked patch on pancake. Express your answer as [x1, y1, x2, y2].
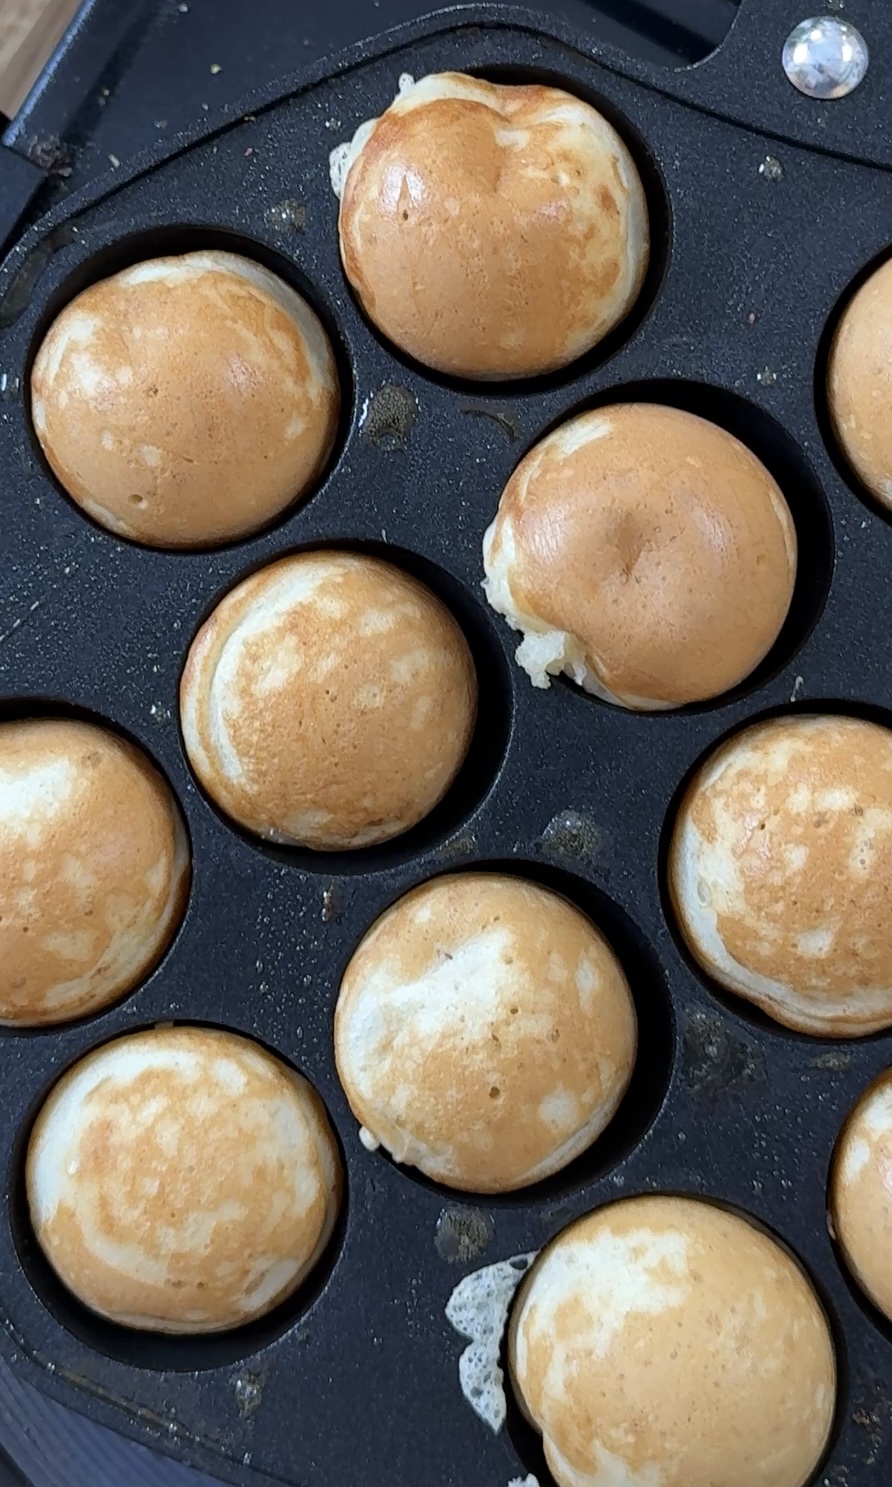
[33, 313, 102, 412]
[538, 1087, 580, 1133]
[549, 1440, 664, 1487]
[342, 923, 517, 1071]
[0, 756, 77, 834]
[848, 806, 892, 878]
[514, 1227, 691, 1374]
[549, 415, 614, 455]
[482, 513, 600, 695]
[329, 72, 416, 199]
[335, 873, 636, 1191]
[75, 490, 138, 539]
[765, 484, 798, 574]
[672, 812, 802, 1007]
[841, 1135, 872, 1185]
[835, 1084, 892, 1189]
[445, 1252, 538, 1433]
[517, 1087, 629, 1189]
[330, 120, 377, 200]
[857, 1082, 892, 1141]
[198, 559, 331, 789]
[27, 1027, 342, 1332]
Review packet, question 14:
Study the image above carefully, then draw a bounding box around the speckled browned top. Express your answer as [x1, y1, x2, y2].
[0, 718, 189, 1026]
[30, 251, 339, 549]
[509, 1195, 835, 1487]
[26, 1026, 342, 1333]
[338, 72, 648, 380]
[335, 872, 636, 1193]
[180, 551, 477, 850]
[828, 256, 892, 511]
[831, 1067, 892, 1323]
[484, 403, 796, 707]
[670, 714, 892, 1037]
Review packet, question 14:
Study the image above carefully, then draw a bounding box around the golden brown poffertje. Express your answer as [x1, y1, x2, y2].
[31, 250, 340, 548]
[670, 713, 892, 1035]
[831, 1067, 892, 1323]
[335, 72, 649, 379]
[27, 1026, 342, 1332]
[335, 872, 636, 1192]
[0, 717, 189, 1026]
[828, 256, 892, 510]
[510, 1195, 836, 1487]
[484, 403, 796, 707]
[180, 551, 477, 849]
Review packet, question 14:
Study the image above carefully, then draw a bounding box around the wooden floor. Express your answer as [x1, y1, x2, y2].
[0, 0, 83, 118]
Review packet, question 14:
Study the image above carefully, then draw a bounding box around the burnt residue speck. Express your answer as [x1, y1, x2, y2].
[264, 199, 307, 231]
[23, 134, 72, 176]
[361, 384, 418, 450]
[851, 1370, 892, 1467]
[438, 831, 478, 859]
[435, 1205, 495, 1264]
[758, 155, 784, 183]
[232, 1370, 266, 1419]
[537, 809, 602, 866]
[821, 1469, 850, 1487]
[682, 1007, 766, 1100]
[809, 1049, 852, 1072]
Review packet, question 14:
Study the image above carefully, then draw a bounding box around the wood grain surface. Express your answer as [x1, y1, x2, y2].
[0, 0, 82, 117]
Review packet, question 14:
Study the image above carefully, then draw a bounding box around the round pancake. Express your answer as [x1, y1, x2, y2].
[27, 1025, 342, 1332]
[483, 403, 796, 708]
[828, 256, 892, 510]
[0, 717, 189, 1026]
[335, 872, 636, 1192]
[180, 550, 477, 849]
[669, 713, 892, 1035]
[31, 250, 339, 548]
[830, 1066, 892, 1322]
[336, 72, 648, 379]
[509, 1195, 835, 1487]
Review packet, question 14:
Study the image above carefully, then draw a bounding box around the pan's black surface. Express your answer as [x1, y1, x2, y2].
[1, 3, 891, 1484]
